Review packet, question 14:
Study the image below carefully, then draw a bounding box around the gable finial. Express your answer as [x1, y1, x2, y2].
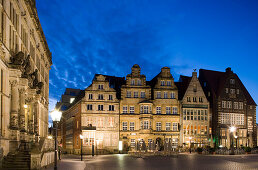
[193, 69, 197, 72]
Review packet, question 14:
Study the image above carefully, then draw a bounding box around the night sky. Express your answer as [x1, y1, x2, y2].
[36, 0, 258, 123]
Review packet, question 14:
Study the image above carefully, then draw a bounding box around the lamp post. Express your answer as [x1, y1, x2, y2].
[189, 137, 192, 154]
[234, 136, 238, 149]
[50, 110, 62, 170]
[229, 126, 236, 155]
[80, 134, 83, 161]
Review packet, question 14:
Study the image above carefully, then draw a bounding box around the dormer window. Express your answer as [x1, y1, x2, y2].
[199, 97, 203, 103]
[98, 84, 104, 89]
[187, 97, 191, 102]
[161, 80, 165, 86]
[230, 79, 235, 84]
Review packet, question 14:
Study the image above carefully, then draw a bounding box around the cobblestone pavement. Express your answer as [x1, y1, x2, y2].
[45, 154, 258, 170]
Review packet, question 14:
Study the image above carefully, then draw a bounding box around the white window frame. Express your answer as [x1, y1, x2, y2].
[122, 122, 128, 131]
[156, 106, 161, 114]
[156, 122, 161, 131]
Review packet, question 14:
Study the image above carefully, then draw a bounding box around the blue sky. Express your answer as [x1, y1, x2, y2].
[36, 0, 258, 123]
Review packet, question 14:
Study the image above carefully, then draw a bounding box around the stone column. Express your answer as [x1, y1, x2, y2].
[10, 80, 19, 129]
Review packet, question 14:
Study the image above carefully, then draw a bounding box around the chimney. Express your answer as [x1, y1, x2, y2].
[226, 67, 233, 73]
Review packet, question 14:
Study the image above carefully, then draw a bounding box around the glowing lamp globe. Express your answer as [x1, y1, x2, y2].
[230, 126, 236, 133]
[51, 110, 62, 122]
[80, 134, 83, 139]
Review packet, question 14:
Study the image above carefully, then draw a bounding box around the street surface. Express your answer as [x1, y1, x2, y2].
[45, 154, 258, 170]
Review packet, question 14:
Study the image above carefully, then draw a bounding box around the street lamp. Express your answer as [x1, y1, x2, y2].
[50, 110, 62, 170]
[80, 134, 83, 161]
[234, 136, 238, 149]
[189, 137, 192, 154]
[229, 126, 236, 155]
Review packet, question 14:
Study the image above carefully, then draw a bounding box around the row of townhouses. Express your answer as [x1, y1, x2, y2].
[0, 0, 53, 169]
[57, 64, 257, 154]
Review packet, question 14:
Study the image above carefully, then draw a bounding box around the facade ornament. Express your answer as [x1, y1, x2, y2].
[10, 51, 25, 66]
[21, 55, 32, 78]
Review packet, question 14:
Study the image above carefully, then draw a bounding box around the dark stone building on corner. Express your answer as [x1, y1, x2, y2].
[199, 68, 257, 148]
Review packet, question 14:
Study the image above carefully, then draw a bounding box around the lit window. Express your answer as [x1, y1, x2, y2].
[234, 102, 238, 109]
[131, 139, 135, 147]
[227, 101, 232, 108]
[239, 102, 243, 109]
[70, 98, 75, 103]
[222, 101, 226, 108]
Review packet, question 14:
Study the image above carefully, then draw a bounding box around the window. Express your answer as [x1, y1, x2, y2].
[143, 121, 149, 129]
[166, 122, 171, 131]
[130, 122, 135, 131]
[239, 102, 243, 109]
[161, 80, 165, 86]
[237, 89, 239, 94]
[123, 106, 128, 114]
[98, 84, 104, 89]
[122, 122, 128, 131]
[134, 92, 138, 98]
[89, 94, 93, 99]
[98, 94, 104, 100]
[226, 88, 228, 93]
[140, 92, 145, 98]
[70, 98, 75, 103]
[170, 92, 175, 99]
[199, 97, 203, 103]
[193, 97, 197, 102]
[98, 105, 103, 111]
[157, 92, 161, 99]
[222, 101, 226, 108]
[126, 91, 131, 98]
[230, 89, 235, 94]
[164, 92, 168, 99]
[156, 122, 161, 131]
[143, 106, 149, 114]
[156, 106, 161, 114]
[129, 106, 134, 114]
[187, 97, 191, 102]
[137, 80, 141, 85]
[204, 82, 207, 87]
[108, 95, 113, 100]
[193, 84, 197, 92]
[131, 139, 136, 147]
[109, 105, 114, 111]
[98, 117, 103, 127]
[230, 79, 235, 84]
[220, 113, 244, 125]
[87, 104, 92, 110]
[234, 102, 238, 109]
[131, 79, 135, 85]
[166, 107, 171, 114]
[172, 107, 178, 114]
[167, 81, 171, 86]
[173, 123, 178, 131]
[227, 101, 232, 108]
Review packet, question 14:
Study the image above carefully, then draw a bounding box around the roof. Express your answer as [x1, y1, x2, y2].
[199, 68, 256, 106]
[66, 90, 85, 110]
[175, 75, 192, 100]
